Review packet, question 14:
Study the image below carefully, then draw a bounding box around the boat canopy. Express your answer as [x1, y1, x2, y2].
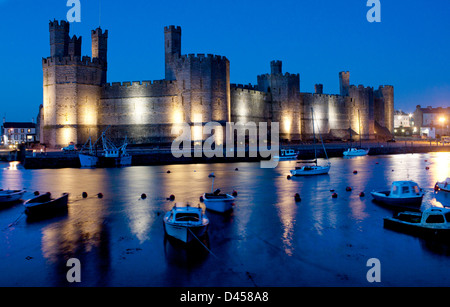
[389, 181, 422, 198]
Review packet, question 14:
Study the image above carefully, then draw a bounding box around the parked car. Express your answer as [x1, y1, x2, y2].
[61, 142, 76, 151]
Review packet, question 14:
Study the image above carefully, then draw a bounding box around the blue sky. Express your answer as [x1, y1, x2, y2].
[0, 0, 449, 121]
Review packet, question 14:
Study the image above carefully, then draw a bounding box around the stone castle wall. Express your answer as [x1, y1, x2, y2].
[40, 20, 394, 148]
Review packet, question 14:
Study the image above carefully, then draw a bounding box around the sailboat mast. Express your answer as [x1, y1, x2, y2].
[311, 107, 317, 165]
[358, 109, 362, 148]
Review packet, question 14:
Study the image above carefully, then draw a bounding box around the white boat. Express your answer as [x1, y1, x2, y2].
[203, 192, 235, 213]
[78, 136, 99, 167]
[0, 189, 26, 203]
[343, 110, 369, 157]
[435, 178, 450, 192]
[290, 107, 331, 176]
[163, 204, 209, 243]
[274, 149, 298, 160]
[202, 173, 235, 213]
[343, 148, 370, 157]
[384, 207, 450, 238]
[371, 181, 425, 210]
[290, 163, 331, 176]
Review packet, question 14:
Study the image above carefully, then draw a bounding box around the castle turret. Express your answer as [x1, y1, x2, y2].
[339, 71, 350, 96]
[164, 25, 182, 80]
[68, 35, 82, 57]
[270, 60, 282, 75]
[91, 28, 108, 62]
[49, 20, 70, 58]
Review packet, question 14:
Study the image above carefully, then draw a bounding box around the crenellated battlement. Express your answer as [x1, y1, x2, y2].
[104, 80, 177, 88]
[231, 84, 266, 96]
[42, 55, 104, 68]
[164, 25, 181, 33]
[177, 53, 228, 63]
[49, 19, 69, 31]
[91, 28, 108, 38]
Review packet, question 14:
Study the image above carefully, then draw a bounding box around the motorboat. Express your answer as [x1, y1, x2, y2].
[79, 136, 99, 167]
[371, 181, 425, 210]
[23, 192, 69, 217]
[435, 178, 450, 192]
[343, 148, 370, 157]
[163, 203, 209, 243]
[0, 189, 26, 203]
[384, 207, 450, 238]
[290, 107, 331, 176]
[203, 173, 235, 213]
[274, 149, 299, 161]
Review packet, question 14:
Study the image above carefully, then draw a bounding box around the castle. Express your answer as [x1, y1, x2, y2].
[40, 20, 394, 147]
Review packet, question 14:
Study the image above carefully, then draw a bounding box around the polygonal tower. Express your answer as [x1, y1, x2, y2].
[41, 20, 108, 148]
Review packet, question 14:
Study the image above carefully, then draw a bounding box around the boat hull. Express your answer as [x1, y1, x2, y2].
[163, 220, 208, 243]
[203, 194, 235, 213]
[79, 153, 99, 167]
[0, 190, 25, 203]
[384, 217, 450, 238]
[24, 193, 69, 217]
[371, 191, 423, 210]
[290, 165, 330, 176]
[343, 149, 369, 157]
[436, 182, 450, 193]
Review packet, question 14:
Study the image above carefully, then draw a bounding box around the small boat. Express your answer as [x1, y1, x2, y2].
[274, 149, 299, 161]
[384, 207, 450, 238]
[371, 181, 425, 210]
[23, 192, 69, 217]
[100, 133, 132, 167]
[343, 148, 370, 157]
[203, 173, 235, 213]
[290, 162, 331, 176]
[79, 136, 99, 167]
[343, 110, 369, 157]
[0, 189, 26, 203]
[435, 178, 450, 192]
[290, 107, 331, 176]
[163, 203, 209, 243]
[203, 191, 235, 213]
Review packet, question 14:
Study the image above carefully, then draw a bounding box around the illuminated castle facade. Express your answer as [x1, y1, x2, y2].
[40, 20, 394, 147]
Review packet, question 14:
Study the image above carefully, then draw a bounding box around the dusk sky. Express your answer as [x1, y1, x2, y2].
[1, 0, 449, 122]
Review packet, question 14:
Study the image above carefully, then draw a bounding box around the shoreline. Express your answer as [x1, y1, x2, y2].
[18, 142, 450, 169]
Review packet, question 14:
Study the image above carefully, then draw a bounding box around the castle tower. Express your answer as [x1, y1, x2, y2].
[42, 21, 106, 147]
[339, 71, 350, 96]
[270, 60, 282, 75]
[257, 61, 301, 141]
[49, 20, 70, 58]
[68, 35, 82, 57]
[91, 28, 108, 84]
[164, 26, 182, 81]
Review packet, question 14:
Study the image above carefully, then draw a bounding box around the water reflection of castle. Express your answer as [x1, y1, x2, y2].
[40, 20, 394, 148]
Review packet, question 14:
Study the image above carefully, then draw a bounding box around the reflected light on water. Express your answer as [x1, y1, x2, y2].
[274, 170, 297, 256]
[431, 152, 450, 182]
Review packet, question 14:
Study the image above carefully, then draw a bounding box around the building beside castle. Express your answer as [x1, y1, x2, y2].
[40, 20, 394, 148]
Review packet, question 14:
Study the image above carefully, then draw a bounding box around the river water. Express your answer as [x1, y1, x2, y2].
[0, 152, 449, 287]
